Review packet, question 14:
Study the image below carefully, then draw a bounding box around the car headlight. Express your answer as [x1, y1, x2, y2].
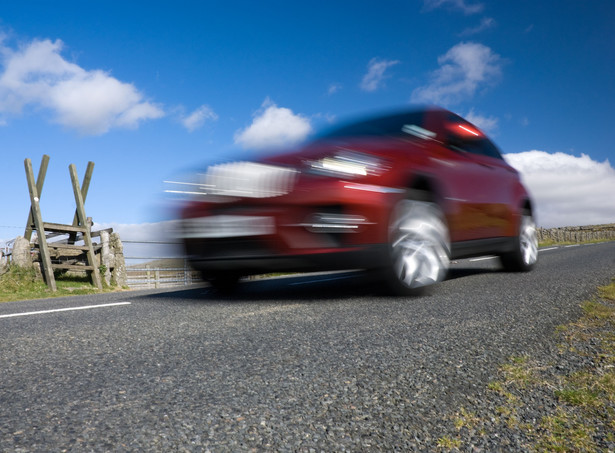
[307, 150, 388, 178]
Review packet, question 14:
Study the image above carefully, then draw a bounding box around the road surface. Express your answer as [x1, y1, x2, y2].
[1, 242, 614, 451]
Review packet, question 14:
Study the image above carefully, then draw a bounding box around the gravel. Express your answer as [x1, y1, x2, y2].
[0, 242, 614, 451]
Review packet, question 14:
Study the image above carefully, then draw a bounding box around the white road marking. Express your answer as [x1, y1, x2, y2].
[469, 256, 497, 262]
[565, 244, 581, 248]
[539, 247, 558, 252]
[0, 302, 131, 319]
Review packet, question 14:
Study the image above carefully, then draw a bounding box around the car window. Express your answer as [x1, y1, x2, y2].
[318, 111, 426, 139]
[446, 114, 504, 160]
[462, 138, 504, 160]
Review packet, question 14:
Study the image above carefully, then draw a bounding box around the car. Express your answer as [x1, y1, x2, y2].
[176, 106, 538, 295]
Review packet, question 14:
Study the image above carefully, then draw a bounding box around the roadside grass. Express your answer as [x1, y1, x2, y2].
[438, 278, 615, 451]
[0, 266, 120, 302]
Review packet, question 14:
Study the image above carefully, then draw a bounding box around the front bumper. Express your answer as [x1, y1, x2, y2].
[179, 180, 404, 275]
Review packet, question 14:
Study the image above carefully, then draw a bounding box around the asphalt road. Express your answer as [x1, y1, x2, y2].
[1, 242, 614, 451]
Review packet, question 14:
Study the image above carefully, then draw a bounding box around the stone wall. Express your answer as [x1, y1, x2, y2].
[98, 231, 127, 287]
[537, 224, 615, 244]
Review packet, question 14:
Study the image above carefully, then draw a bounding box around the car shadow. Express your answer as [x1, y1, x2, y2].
[445, 267, 501, 281]
[135, 271, 381, 303]
[134, 265, 502, 304]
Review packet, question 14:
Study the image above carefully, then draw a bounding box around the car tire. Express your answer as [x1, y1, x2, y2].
[499, 211, 538, 272]
[383, 198, 450, 295]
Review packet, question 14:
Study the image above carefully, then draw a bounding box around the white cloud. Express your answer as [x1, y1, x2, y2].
[0, 38, 164, 134]
[504, 151, 615, 228]
[327, 83, 342, 95]
[423, 0, 484, 15]
[460, 17, 496, 36]
[411, 42, 503, 105]
[97, 220, 175, 242]
[464, 108, 498, 134]
[360, 58, 400, 92]
[181, 105, 218, 132]
[234, 98, 312, 150]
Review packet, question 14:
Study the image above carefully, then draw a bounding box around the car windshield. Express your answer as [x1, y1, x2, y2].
[317, 111, 426, 139]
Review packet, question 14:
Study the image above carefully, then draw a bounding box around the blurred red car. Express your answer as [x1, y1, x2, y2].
[177, 107, 537, 295]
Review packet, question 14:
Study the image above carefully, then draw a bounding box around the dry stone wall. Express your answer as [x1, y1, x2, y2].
[98, 231, 127, 287]
[537, 224, 615, 244]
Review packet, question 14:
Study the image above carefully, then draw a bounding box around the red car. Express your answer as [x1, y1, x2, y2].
[178, 107, 537, 295]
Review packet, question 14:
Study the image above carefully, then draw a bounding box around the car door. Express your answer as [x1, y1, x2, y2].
[424, 113, 514, 242]
[427, 140, 503, 242]
[460, 136, 518, 238]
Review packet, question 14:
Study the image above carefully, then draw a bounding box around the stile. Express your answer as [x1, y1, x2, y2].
[23, 156, 104, 292]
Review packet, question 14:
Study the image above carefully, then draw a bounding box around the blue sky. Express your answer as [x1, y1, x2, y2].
[1, 0, 615, 248]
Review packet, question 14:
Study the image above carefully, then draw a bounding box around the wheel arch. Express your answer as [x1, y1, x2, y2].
[405, 174, 444, 204]
[521, 198, 533, 216]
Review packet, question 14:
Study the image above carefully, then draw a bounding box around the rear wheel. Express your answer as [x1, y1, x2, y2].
[500, 212, 538, 272]
[383, 199, 450, 295]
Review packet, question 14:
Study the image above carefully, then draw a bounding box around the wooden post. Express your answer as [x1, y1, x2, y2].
[24, 155, 50, 242]
[24, 158, 57, 291]
[69, 164, 102, 290]
[68, 161, 95, 244]
[72, 161, 94, 227]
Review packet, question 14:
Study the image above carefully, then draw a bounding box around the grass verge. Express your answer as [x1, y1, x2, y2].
[438, 278, 615, 451]
[0, 266, 122, 302]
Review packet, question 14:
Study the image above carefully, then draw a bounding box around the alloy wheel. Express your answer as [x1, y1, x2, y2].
[388, 200, 450, 290]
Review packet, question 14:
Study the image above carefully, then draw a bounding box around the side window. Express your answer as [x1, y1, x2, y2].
[463, 139, 503, 160]
[478, 139, 504, 160]
[379, 112, 426, 137]
[446, 114, 503, 160]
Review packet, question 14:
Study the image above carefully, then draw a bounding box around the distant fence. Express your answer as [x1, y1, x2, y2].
[122, 240, 201, 289]
[537, 224, 615, 244]
[125, 261, 201, 289]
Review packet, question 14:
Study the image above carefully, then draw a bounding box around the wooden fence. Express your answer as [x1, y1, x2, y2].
[126, 261, 201, 289]
[122, 240, 201, 289]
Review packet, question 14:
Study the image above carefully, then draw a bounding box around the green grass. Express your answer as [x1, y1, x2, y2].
[436, 435, 461, 450]
[0, 266, 119, 302]
[536, 409, 597, 453]
[599, 281, 615, 301]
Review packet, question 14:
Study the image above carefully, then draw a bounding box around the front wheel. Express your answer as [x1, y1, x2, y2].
[500, 212, 538, 272]
[383, 199, 450, 296]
